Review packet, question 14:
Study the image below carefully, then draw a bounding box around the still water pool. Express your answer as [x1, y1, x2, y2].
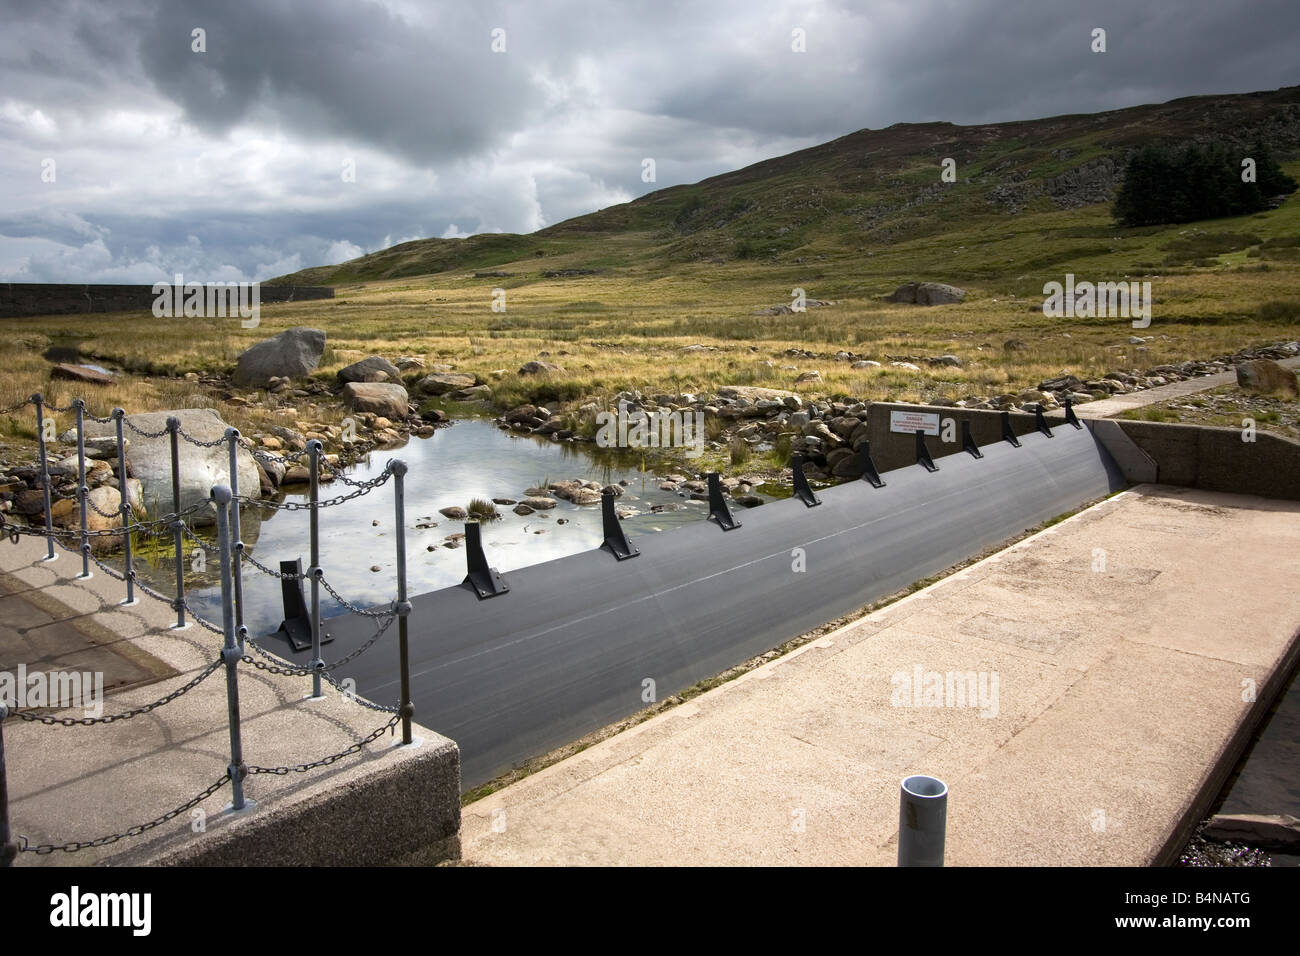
[168, 419, 762, 638]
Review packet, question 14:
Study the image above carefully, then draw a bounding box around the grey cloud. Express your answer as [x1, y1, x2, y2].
[0, 0, 1296, 283]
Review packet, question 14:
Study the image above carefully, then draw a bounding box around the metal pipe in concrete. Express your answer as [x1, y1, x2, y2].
[898, 774, 948, 867]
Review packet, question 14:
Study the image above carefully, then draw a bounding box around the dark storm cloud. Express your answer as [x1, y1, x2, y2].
[0, 0, 1296, 282]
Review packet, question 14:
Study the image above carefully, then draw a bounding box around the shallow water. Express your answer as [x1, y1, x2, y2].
[169, 419, 757, 638]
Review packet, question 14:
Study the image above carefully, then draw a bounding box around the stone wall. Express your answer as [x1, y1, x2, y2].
[0, 283, 333, 319]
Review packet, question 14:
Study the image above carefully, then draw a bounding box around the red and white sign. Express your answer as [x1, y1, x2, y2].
[889, 410, 941, 435]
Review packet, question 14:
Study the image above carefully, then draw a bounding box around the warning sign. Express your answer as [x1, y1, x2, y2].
[889, 410, 941, 435]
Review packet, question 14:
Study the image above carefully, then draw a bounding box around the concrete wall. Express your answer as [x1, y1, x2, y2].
[125, 731, 462, 867]
[0, 283, 333, 318]
[856, 401, 1300, 501]
[1114, 420, 1300, 500]
[859, 402, 1047, 473]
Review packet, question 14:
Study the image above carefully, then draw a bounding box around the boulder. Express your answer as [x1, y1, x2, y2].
[51, 363, 114, 386]
[716, 386, 797, 403]
[1236, 359, 1298, 397]
[887, 282, 966, 306]
[233, 327, 326, 387]
[519, 361, 563, 375]
[337, 356, 401, 384]
[417, 372, 477, 395]
[83, 409, 258, 526]
[341, 382, 411, 418]
[439, 506, 468, 519]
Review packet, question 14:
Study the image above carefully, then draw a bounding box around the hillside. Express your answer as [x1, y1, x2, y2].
[276, 86, 1300, 285]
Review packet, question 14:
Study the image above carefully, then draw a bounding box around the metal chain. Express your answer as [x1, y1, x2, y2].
[319, 574, 393, 618]
[182, 600, 225, 634]
[236, 464, 393, 511]
[174, 425, 229, 448]
[1, 506, 201, 539]
[180, 523, 219, 553]
[315, 614, 396, 671]
[0, 397, 32, 414]
[121, 417, 171, 439]
[17, 773, 232, 855]
[85, 491, 126, 519]
[241, 638, 400, 713]
[247, 715, 399, 774]
[318, 458, 392, 488]
[250, 446, 310, 466]
[240, 549, 300, 580]
[13, 658, 223, 726]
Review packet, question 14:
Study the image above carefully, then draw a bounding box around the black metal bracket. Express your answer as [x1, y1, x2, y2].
[915, 430, 938, 472]
[858, 441, 885, 488]
[274, 558, 332, 651]
[463, 522, 509, 598]
[600, 490, 639, 560]
[961, 419, 983, 459]
[791, 454, 821, 507]
[1063, 396, 1083, 429]
[1000, 411, 1021, 447]
[1034, 404, 1053, 438]
[706, 472, 740, 531]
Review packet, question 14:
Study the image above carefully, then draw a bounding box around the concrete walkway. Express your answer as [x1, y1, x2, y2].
[1, 535, 456, 866]
[462, 485, 1300, 866]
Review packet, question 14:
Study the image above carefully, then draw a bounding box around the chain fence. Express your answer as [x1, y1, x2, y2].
[0, 393, 418, 863]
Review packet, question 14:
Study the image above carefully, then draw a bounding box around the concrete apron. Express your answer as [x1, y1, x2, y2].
[461, 484, 1300, 866]
[0, 533, 461, 867]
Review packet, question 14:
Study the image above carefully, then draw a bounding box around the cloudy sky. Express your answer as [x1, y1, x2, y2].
[1, 0, 1296, 283]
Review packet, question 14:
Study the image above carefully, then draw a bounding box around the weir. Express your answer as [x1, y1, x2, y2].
[312, 421, 1126, 788]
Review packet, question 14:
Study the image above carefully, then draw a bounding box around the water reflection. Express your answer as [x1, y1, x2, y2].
[165, 419, 754, 638]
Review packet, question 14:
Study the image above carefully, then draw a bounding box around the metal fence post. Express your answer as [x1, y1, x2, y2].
[166, 416, 186, 628]
[31, 394, 55, 561]
[307, 440, 324, 698]
[113, 408, 135, 604]
[73, 399, 90, 578]
[225, 428, 246, 650]
[391, 459, 413, 744]
[0, 704, 18, 867]
[212, 485, 246, 810]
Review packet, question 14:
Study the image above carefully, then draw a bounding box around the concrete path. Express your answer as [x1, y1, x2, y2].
[0, 535, 450, 866]
[462, 485, 1300, 866]
[1075, 355, 1300, 419]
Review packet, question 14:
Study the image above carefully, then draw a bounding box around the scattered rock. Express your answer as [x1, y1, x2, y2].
[439, 506, 468, 519]
[886, 282, 966, 306]
[1235, 359, 1298, 397]
[417, 372, 477, 395]
[232, 327, 326, 387]
[51, 363, 114, 386]
[337, 356, 401, 384]
[519, 361, 563, 375]
[341, 382, 411, 418]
